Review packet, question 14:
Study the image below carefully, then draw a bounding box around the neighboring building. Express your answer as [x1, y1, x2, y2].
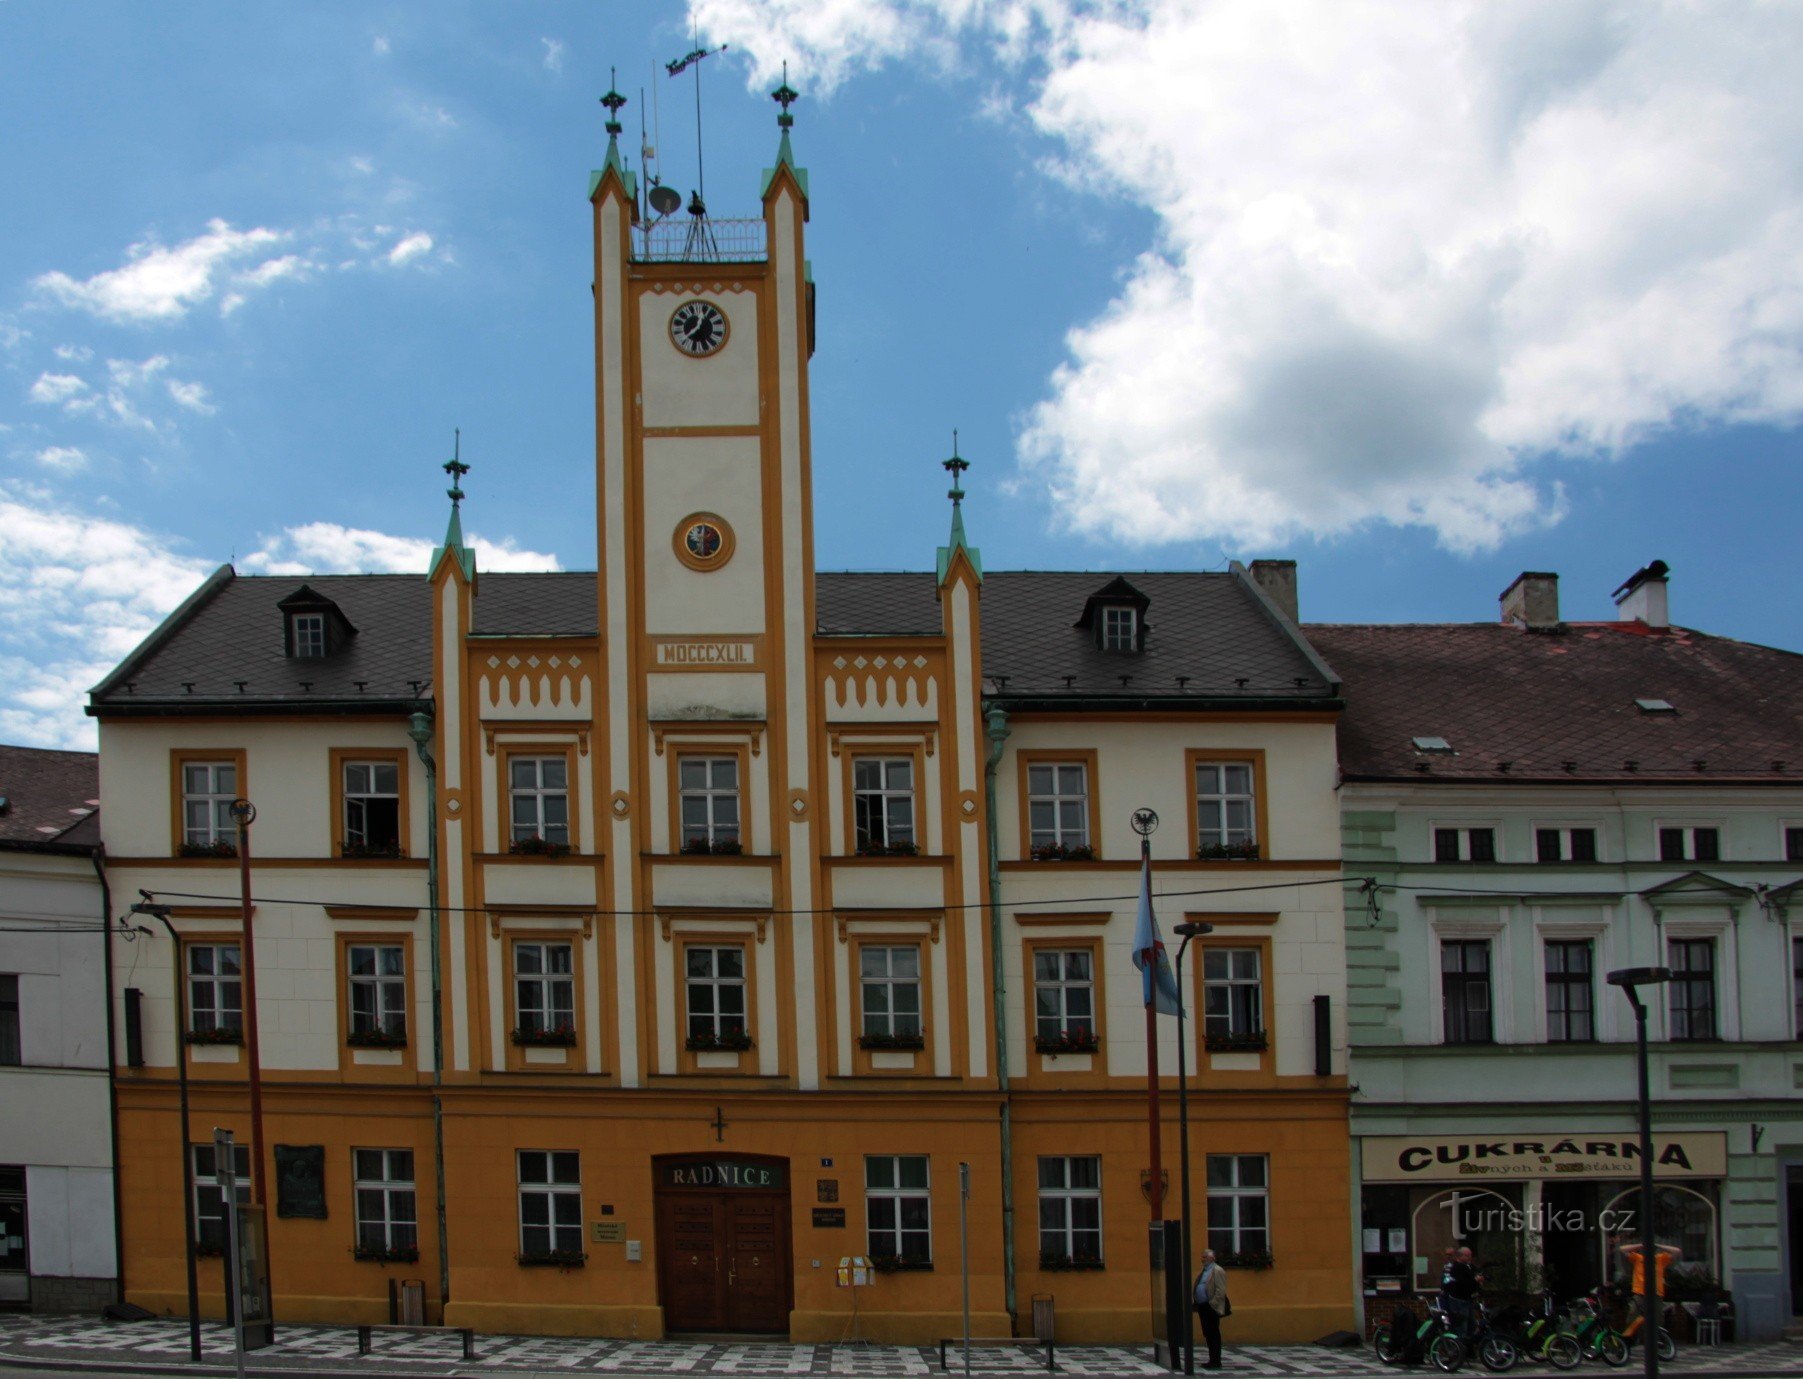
[1309, 565, 1803, 1340]
[88, 98, 1354, 1341]
[0, 744, 115, 1311]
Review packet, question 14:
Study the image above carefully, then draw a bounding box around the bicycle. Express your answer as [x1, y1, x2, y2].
[1563, 1291, 1629, 1367]
[1376, 1302, 1456, 1366]
[1491, 1298, 1580, 1370]
[1619, 1294, 1679, 1362]
[1429, 1302, 1520, 1373]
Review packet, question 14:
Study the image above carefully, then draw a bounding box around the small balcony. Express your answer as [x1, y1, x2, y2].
[633, 216, 767, 264]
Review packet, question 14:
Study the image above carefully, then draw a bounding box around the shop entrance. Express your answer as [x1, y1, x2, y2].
[653, 1154, 791, 1334]
[1788, 1165, 1803, 1318]
[0, 1168, 27, 1306]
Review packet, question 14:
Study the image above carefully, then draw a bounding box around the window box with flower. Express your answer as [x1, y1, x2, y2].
[858, 1031, 925, 1052]
[511, 1022, 578, 1048]
[681, 836, 743, 856]
[1030, 841, 1096, 862]
[185, 1026, 244, 1047]
[509, 835, 572, 858]
[1204, 1030, 1267, 1054]
[1034, 1027, 1100, 1056]
[1196, 840, 1260, 862]
[686, 1029, 754, 1052]
[352, 1244, 420, 1264]
[855, 840, 920, 858]
[347, 1024, 409, 1050]
[870, 1254, 933, 1273]
[340, 839, 403, 860]
[517, 1248, 588, 1269]
[1217, 1248, 1274, 1270]
[1039, 1250, 1104, 1272]
[178, 840, 238, 860]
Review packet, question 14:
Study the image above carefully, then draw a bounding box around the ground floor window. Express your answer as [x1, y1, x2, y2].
[1206, 1154, 1269, 1261]
[517, 1150, 582, 1259]
[866, 1154, 931, 1266]
[353, 1149, 417, 1255]
[191, 1142, 251, 1251]
[1037, 1156, 1102, 1267]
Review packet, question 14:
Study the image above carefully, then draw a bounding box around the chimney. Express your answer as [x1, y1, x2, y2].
[1249, 559, 1299, 624]
[1612, 560, 1670, 629]
[1499, 571, 1560, 629]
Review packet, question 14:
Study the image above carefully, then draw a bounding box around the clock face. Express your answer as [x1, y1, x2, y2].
[669, 300, 727, 357]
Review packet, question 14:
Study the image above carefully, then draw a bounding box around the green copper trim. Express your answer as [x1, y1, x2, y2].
[936, 432, 982, 584]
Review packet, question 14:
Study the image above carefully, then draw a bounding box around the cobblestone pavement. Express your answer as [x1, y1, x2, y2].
[0, 1317, 1797, 1378]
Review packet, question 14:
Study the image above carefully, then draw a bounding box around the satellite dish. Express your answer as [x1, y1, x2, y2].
[648, 182, 682, 217]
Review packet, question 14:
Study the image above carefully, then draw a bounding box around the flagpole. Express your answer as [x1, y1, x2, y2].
[1143, 829, 1165, 1225]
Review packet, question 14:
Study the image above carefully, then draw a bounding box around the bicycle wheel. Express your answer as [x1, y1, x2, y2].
[1374, 1331, 1404, 1365]
[1655, 1329, 1677, 1362]
[1479, 1335, 1518, 1371]
[1431, 1333, 1468, 1373]
[1543, 1333, 1582, 1370]
[1597, 1331, 1630, 1367]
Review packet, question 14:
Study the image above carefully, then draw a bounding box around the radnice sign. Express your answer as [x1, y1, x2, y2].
[1363, 1132, 1727, 1182]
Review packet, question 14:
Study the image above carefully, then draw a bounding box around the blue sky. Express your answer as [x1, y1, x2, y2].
[3, 2, 1800, 748]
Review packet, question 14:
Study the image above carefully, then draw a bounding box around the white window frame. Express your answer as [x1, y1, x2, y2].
[343, 759, 401, 852]
[1531, 822, 1601, 864]
[1427, 917, 1511, 1045]
[1202, 947, 1264, 1039]
[1037, 1155, 1103, 1264]
[187, 943, 242, 1035]
[292, 612, 327, 658]
[347, 943, 407, 1039]
[1100, 606, 1137, 652]
[1541, 936, 1597, 1043]
[860, 945, 923, 1040]
[1664, 930, 1725, 1042]
[191, 1142, 251, 1249]
[1195, 761, 1257, 853]
[1032, 949, 1095, 1041]
[678, 755, 741, 849]
[1205, 1153, 1269, 1257]
[508, 756, 570, 846]
[1654, 820, 1724, 864]
[1026, 762, 1090, 850]
[516, 1150, 582, 1257]
[1430, 821, 1501, 863]
[513, 941, 575, 1037]
[1532, 908, 1617, 1042]
[865, 1154, 931, 1264]
[852, 756, 916, 852]
[685, 945, 748, 1041]
[353, 1148, 417, 1253]
[181, 761, 238, 848]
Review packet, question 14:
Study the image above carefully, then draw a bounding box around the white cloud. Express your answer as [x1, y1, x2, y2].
[53, 344, 93, 363]
[235, 254, 309, 289]
[387, 232, 434, 267]
[29, 372, 88, 405]
[167, 379, 216, 415]
[542, 37, 566, 73]
[242, 521, 562, 576]
[33, 446, 87, 473]
[696, 0, 1803, 552]
[403, 98, 457, 131]
[33, 219, 286, 324]
[372, 35, 391, 56]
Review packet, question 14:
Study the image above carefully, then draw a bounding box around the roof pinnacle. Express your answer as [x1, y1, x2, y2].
[600, 72, 627, 172]
[936, 431, 982, 584]
[441, 429, 471, 553]
[772, 64, 799, 167]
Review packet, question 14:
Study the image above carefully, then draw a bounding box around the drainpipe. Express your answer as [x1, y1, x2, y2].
[983, 705, 1015, 1325]
[90, 848, 125, 1304]
[406, 712, 452, 1316]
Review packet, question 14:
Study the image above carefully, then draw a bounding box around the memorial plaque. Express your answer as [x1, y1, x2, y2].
[274, 1144, 326, 1219]
[591, 1221, 627, 1243]
[816, 1179, 839, 1203]
[812, 1208, 846, 1228]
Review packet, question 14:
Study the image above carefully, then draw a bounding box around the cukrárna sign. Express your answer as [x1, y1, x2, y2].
[1363, 1132, 1726, 1182]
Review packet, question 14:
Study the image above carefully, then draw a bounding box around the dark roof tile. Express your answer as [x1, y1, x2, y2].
[0, 744, 99, 851]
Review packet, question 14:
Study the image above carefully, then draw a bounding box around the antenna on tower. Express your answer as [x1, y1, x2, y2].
[666, 35, 727, 259]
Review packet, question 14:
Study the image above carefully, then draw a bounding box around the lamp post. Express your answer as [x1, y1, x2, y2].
[1606, 965, 1672, 1379]
[227, 798, 267, 1214]
[1171, 920, 1215, 1377]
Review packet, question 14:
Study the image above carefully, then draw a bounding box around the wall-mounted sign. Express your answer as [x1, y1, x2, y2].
[273, 1145, 326, 1219]
[812, 1208, 846, 1228]
[656, 1157, 787, 1192]
[651, 637, 761, 670]
[591, 1221, 627, 1243]
[1363, 1132, 1727, 1182]
[817, 1179, 839, 1203]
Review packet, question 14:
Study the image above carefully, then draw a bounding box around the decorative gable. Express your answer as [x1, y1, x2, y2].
[1073, 575, 1151, 653]
[276, 585, 357, 659]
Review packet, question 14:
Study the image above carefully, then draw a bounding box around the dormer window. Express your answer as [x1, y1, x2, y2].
[1101, 607, 1137, 652]
[278, 584, 356, 660]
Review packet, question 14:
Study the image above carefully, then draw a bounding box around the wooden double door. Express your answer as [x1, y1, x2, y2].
[655, 1162, 791, 1334]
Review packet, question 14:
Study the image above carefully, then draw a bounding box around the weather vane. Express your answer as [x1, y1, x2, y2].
[943, 430, 968, 507]
[600, 67, 626, 138]
[444, 429, 469, 509]
[772, 62, 799, 130]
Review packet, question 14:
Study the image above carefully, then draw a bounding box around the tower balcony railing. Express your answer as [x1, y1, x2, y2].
[632, 217, 768, 264]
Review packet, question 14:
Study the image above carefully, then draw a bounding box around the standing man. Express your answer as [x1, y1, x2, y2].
[1193, 1247, 1229, 1369]
[1444, 1246, 1482, 1337]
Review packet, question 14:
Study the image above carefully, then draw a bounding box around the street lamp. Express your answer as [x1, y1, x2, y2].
[1171, 919, 1214, 1376]
[1606, 965, 1672, 1379]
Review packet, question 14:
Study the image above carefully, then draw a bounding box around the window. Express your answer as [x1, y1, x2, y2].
[343, 760, 400, 855]
[1441, 940, 1492, 1044]
[1659, 826, 1720, 863]
[0, 975, 18, 1065]
[1203, 948, 1263, 1041]
[866, 1155, 931, 1265]
[860, 946, 922, 1041]
[1032, 950, 1095, 1042]
[1100, 606, 1137, 652]
[1785, 826, 1803, 862]
[188, 944, 242, 1035]
[1434, 827, 1496, 863]
[513, 942, 575, 1038]
[1027, 763, 1090, 852]
[1536, 827, 1597, 863]
[191, 1142, 251, 1250]
[353, 1149, 417, 1254]
[679, 756, 740, 850]
[685, 946, 747, 1042]
[1195, 761, 1256, 855]
[181, 761, 238, 850]
[1544, 939, 1594, 1042]
[509, 756, 569, 847]
[1668, 938, 1717, 1041]
[853, 757, 915, 852]
[347, 944, 407, 1042]
[292, 613, 326, 659]
[1794, 936, 1803, 1040]
[1206, 1154, 1268, 1258]
[1038, 1156, 1102, 1265]
[517, 1150, 582, 1257]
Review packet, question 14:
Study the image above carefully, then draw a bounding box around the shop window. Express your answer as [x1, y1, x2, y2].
[1410, 1187, 1524, 1293]
[342, 760, 401, 856]
[1360, 1185, 1410, 1288]
[353, 1149, 417, 1254]
[1202, 948, 1263, 1043]
[1038, 1156, 1102, 1267]
[1600, 1185, 1718, 1282]
[1205, 1154, 1268, 1259]
[191, 1142, 251, 1252]
[347, 944, 407, 1044]
[1434, 827, 1496, 863]
[0, 976, 17, 1066]
[1536, 827, 1597, 863]
[513, 942, 575, 1041]
[1658, 825, 1719, 862]
[1441, 940, 1492, 1044]
[1544, 939, 1595, 1042]
[860, 945, 922, 1042]
[181, 761, 239, 851]
[866, 1154, 931, 1266]
[853, 757, 915, 853]
[1667, 938, 1717, 1040]
[509, 757, 569, 848]
[1032, 950, 1095, 1044]
[187, 944, 242, 1038]
[1027, 763, 1090, 853]
[517, 1150, 582, 1258]
[686, 946, 748, 1043]
[679, 756, 740, 852]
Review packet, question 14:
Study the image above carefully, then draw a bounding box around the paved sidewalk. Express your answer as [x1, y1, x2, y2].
[0, 1316, 1797, 1379]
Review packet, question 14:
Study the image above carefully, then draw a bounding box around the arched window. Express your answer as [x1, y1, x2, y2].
[1598, 1184, 1718, 1283]
[1409, 1187, 1522, 1292]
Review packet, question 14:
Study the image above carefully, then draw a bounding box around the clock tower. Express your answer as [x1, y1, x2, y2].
[588, 81, 824, 1086]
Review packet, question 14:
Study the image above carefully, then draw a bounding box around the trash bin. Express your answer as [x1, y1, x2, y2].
[1032, 1293, 1056, 1344]
[399, 1279, 426, 1326]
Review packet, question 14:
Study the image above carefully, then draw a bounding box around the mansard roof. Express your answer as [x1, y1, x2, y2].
[1305, 620, 1803, 783]
[0, 743, 100, 853]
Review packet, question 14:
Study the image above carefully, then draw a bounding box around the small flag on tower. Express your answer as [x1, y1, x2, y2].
[1131, 850, 1181, 1016]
